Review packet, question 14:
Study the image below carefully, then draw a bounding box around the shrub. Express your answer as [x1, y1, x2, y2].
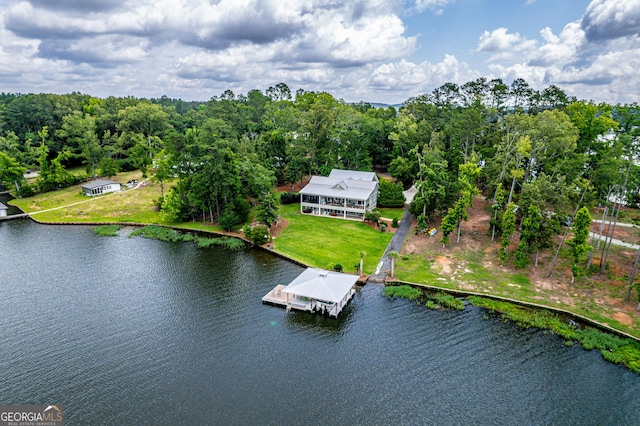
[195, 236, 245, 251]
[380, 222, 387, 232]
[129, 225, 183, 242]
[93, 225, 121, 237]
[378, 179, 406, 207]
[333, 263, 343, 272]
[430, 292, 465, 311]
[392, 218, 399, 228]
[19, 182, 35, 197]
[364, 209, 381, 224]
[383, 285, 422, 300]
[219, 204, 240, 231]
[232, 197, 251, 224]
[280, 192, 300, 204]
[243, 224, 269, 245]
[160, 188, 186, 223]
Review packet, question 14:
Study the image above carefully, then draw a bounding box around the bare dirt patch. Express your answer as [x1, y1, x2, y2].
[270, 217, 289, 239]
[614, 312, 634, 326]
[400, 195, 640, 333]
[434, 256, 452, 274]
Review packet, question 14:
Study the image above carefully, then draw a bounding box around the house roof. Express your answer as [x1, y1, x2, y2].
[282, 268, 358, 303]
[0, 202, 7, 210]
[328, 169, 378, 182]
[81, 179, 120, 190]
[300, 176, 377, 200]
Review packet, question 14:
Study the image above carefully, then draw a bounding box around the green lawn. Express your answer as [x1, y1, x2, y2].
[376, 207, 405, 221]
[274, 203, 393, 273]
[11, 170, 165, 223]
[395, 246, 536, 299]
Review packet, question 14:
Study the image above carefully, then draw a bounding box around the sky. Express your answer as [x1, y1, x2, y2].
[0, 0, 639, 104]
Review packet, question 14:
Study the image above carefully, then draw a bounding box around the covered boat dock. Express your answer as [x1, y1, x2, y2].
[262, 268, 358, 318]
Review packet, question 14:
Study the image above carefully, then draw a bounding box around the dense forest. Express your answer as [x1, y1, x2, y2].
[1, 78, 639, 278]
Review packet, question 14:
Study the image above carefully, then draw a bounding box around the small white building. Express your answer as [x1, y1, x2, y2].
[262, 268, 358, 317]
[300, 169, 379, 220]
[0, 202, 8, 217]
[81, 180, 121, 196]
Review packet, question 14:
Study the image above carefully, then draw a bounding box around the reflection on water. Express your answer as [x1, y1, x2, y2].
[1, 220, 640, 425]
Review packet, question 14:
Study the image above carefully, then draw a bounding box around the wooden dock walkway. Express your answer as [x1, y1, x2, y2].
[262, 284, 288, 307]
[0, 213, 29, 221]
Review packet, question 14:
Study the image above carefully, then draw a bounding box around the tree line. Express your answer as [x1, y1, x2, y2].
[1, 79, 639, 285]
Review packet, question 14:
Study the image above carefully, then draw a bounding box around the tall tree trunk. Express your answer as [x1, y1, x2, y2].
[625, 247, 640, 301]
[547, 185, 588, 278]
[601, 160, 631, 273]
[14, 180, 21, 198]
[599, 194, 619, 268]
[587, 206, 607, 269]
[507, 176, 517, 205]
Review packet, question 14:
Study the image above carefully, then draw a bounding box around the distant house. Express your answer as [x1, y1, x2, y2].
[0, 202, 7, 217]
[299, 169, 379, 220]
[81, 180, 121, 196]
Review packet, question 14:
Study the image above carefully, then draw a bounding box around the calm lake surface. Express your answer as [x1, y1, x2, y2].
[2, 217, 640, 425]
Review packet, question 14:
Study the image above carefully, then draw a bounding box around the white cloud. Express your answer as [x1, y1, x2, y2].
[477, 28, 537, 61]
[369, 55, 477, 95]
[414, 0, 455, 14]
[529, 22, 585, 66]
[0, 0, 639, 104]
[582, 0, 640, 41]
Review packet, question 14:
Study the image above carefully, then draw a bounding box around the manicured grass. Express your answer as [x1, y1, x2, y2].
[274, 203, 393, 273]
[395, 254, 443, 284]
[377, 207, 404, 221]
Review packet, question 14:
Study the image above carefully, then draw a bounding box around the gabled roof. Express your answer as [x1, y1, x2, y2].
[81, 179, 120, 190]
[300, 176, 377, 200]
[282, 268, 358, 303]
[333, 181, 348, 190]
[329, 169, 378, 182]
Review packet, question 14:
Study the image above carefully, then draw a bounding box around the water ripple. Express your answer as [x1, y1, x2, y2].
[1, 221, 639, 425]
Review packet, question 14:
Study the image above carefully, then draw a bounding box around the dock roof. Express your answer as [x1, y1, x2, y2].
[282, 268, 358, 304]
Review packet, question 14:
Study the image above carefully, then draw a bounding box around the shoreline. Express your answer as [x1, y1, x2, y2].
[6, 185, 639, 342]
[13, 205, 640, 342]
[9, 205, 640, 373]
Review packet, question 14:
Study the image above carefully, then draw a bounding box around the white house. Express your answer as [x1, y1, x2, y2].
[81, 180, 121, 196]
[299, 169, 379, 220]
[0, 202, 7, 217]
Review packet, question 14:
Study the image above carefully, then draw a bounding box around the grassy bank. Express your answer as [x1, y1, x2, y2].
[384, 284, 640, 374]
[274, 203, 392, 273]
[393, 241, 640, 338]
[469, 296, 640, 374]
[10, 175, 640, 343]
[11, 171, 165, 223]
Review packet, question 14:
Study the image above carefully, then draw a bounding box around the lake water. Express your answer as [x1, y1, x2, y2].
[1, 217, 640, 425]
